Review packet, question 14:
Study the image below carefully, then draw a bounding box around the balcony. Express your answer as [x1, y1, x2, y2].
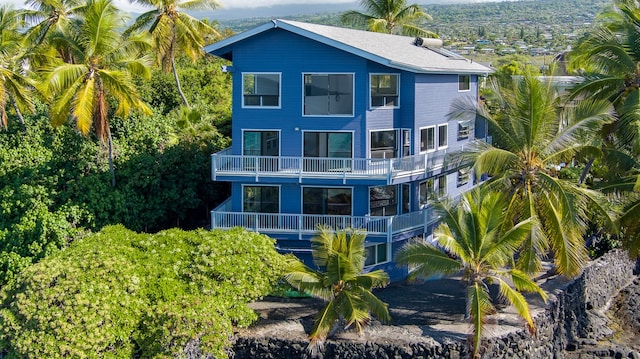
[211, 148, 452, 185]
[211, 198, 439, 242]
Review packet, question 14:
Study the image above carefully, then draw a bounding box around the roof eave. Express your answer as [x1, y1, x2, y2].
[204, 21, 277, 57]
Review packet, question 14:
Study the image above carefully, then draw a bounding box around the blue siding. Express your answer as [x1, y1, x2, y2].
[211, 25, 484, 282]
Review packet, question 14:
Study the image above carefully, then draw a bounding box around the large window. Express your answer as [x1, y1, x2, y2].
[243, 186, 279, 213]
[304, 132, 352, 158]
[370, 74, 399, 108]
[419, 179, 434, 207]
[304, 73, 354, 116]
[243, 131, 279, 156]
[303, 187, 352, 215]
[365, 243, 388, 267]
[371, 130, 397, 159]
[420, 126, 435, 152]
[370, 185, 397, 216]
[243, 73, 280, 107]
[438, 124, 448, 149]
[459, 75, 470, 91]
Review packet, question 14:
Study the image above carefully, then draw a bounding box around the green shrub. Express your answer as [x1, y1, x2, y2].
[0, 225, 286, 358]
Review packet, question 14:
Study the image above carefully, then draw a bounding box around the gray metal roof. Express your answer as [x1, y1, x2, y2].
[205, 19, 492, 75]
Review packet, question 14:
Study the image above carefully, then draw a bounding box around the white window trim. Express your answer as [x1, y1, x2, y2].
[419, 125, 436, 154]
[241, 129, 281, 156]
[458, 74, 471, 92]
[368, 184, 400, 216]
[241, 184, 282, 213]
[369, 128, 399, 159]
[302, 72, 355, 117]
[300, 130, 355, 159]
[241, 72, 282, 109]
[364, 242, 390, 267]
[369, 73, 400, 109]
[437, 124, 448, 150]
[300, 185, 354, 216]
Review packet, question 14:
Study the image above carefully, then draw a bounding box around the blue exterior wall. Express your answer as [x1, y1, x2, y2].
[212, 26, 482, 281]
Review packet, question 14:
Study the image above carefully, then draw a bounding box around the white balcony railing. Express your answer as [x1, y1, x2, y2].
[211, 148, 451, 183]
[211, 207, 439, 241]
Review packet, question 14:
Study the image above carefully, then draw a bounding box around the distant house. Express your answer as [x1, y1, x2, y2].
[205, 19, 491, 280]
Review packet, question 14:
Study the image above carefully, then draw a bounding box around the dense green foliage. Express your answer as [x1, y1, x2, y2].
[0, 225, 286, 358]
[0, 55, 231, 286]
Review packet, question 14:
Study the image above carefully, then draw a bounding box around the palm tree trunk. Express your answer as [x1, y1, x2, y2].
[579, 157, 594, 185]
[9, 95, 27, 132]
[107, 127, 116, 187]
[172, 56, 190, 108]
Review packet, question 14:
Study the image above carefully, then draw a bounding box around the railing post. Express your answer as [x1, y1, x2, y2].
[424, 152, 428, 176]
[211, 154, 217, 181]
[387, 216, 393, 243]
[298, 215, 303, 240]
[387, 159, 392, 184]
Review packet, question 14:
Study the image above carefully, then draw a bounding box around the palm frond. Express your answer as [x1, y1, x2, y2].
[468, 282, 495, 359]
[494, 277, 536, 333]
[395, 241, 461, 279]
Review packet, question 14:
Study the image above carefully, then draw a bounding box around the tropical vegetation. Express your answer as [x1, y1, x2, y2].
[284, 226, 391, 348]
[449, 70, 616, 277]
[396, 189, 548, 358]
[569, 0, 640, 257]
[0, 225, 286, 358]
[341, 0, 438, 37]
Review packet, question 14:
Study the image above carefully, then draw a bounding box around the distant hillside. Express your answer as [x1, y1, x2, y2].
[206, 0, 609, 37]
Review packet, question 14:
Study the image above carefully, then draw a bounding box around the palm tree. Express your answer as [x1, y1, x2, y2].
[125, 0, 220, 107]
[569, 0, 640, 154]
[0, 6, 34, 132]
[396, 189, 548, 359]
[41, 0, 152, 186]
[22, 0, 85, 51]
[341, 0, 437, 38]
[449, 71, 616, 277]
[284, 226, 391, 349]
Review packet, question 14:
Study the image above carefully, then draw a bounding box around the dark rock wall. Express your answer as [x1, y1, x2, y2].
[230, 250, 639, 359]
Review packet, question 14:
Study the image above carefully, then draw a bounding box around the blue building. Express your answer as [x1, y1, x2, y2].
[205, 20, 491, 281]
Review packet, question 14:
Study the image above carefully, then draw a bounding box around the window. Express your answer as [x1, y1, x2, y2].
[365, 243, 388, 267]
[457, 168, 470, 187]
[243, 186, 279, 213]
[437, 175, 447, 197]
[243, 131, 279, 156]
[243, 73, 280, 107]
[370, 74, 399, 108]
[459, 75, 470, 91]
[304, 73, 354, 116]
[438, 124, 448, 149]
[370, 185, 397, 216]
[458, 120, 471, 140]
[304, 132, 352, 158]
[402, 130, 411, 156]
[303, 187, 352, 215]
[420, 126, 435, 152]
[419, 179, 434, 207]
[371, 130, 397, 159]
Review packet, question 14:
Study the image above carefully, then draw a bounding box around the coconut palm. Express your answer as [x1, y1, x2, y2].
[396, 189, 548, 359]
[569, 0, 640, 154]
[22, 0, 85, 51]
[284, 226, 390, 349]
[449, 71, 616, 277]
[0, 6, 34, 131]
[41, 0, 152, 186]
[125, 0, 220, 107]
[341, 0, 437, 38]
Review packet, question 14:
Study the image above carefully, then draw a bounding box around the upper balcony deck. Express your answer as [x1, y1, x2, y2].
[211, 148, 456, 185]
